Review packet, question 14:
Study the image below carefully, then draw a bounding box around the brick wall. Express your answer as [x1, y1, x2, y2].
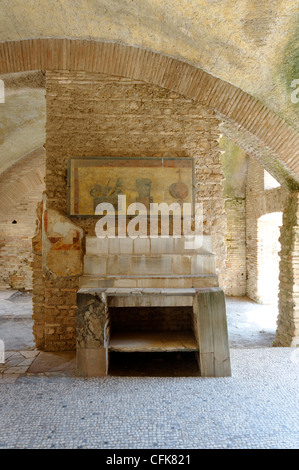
[275, 192, 299, 346]
[224, 198, 246, 296]
[32, 249, 45, 349]
[246, 157, 289, 302]
[0, 148, 45, 290]
[220, 137, 248, 296]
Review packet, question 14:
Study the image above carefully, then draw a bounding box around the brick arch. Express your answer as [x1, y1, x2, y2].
[256, 190, 289, 221]
[1, 38, 299, 187]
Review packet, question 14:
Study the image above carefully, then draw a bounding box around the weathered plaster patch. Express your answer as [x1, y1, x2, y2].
[42, 198, 84, 277]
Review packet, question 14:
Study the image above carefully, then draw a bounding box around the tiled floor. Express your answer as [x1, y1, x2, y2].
[0, 348, 298, 449]
[0, 291, 279, 382]
[0, 350, 40, 383]
[0, 290, 298, 449]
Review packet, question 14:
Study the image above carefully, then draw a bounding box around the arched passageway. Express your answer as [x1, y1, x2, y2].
[257, 212, 283, 305]
[0, 39, 299, 188]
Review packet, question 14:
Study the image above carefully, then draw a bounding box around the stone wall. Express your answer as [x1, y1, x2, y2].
[224, 199, 247, 296]
[32, 198, 82, 351]
[275, 192, 299, 347]
[37, 70, 227, 351]
[220, 137, 248, 296]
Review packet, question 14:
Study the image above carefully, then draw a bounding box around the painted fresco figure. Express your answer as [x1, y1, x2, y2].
[136, 178, 153, 210]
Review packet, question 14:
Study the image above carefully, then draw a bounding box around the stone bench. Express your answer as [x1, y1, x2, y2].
[76, 287, 231, 378]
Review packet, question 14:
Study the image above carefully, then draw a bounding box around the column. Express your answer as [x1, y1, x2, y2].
[76, 290, 110, 377]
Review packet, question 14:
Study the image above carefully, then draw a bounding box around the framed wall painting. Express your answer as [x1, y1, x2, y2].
[67, 157, 194, 216]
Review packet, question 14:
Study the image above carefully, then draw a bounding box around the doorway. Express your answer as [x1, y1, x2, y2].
[257, 212, 283, 305]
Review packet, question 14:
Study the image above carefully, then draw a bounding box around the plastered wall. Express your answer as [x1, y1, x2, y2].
[0, 148, 45, 290]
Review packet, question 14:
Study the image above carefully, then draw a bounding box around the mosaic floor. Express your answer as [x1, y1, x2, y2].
[0, 290, 298, 449]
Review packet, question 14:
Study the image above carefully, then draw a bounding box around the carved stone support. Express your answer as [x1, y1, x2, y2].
[193, 288, 231, 377]
[76, 290, 110, 377]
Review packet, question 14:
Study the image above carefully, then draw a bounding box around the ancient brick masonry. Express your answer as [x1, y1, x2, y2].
[33, 260, 79, 351]
[245, 157, 299, 346]
[224, 198, 246, 296]
[220, 137, 248, 296]
[245, 158, 289, 302]
[0, 148, 45, 290]
[2, 38, 299, 188]
[33, 70, 227, 351]
[32, 253, 45, 349]
[275, 192, 299, 347]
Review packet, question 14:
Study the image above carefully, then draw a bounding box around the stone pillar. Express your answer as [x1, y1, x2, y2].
[39, 198, 84, 351]
[275, 191, 299, 347]
[193, 288, 231, 377]
[32, 201, 45, 350]
[76, 290, 110, 377]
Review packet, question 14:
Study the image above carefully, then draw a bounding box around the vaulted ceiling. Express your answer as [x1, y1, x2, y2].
[0, 0, 298, 181]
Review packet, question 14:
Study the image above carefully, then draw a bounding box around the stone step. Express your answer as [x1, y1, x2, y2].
[83, 253, 216, 277]
[79, 274, 219, 289]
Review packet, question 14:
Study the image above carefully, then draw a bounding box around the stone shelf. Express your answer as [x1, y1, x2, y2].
[108, 331, 198, 353]
[77, 287, 231, 377]
[79, 274, 219, 291]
